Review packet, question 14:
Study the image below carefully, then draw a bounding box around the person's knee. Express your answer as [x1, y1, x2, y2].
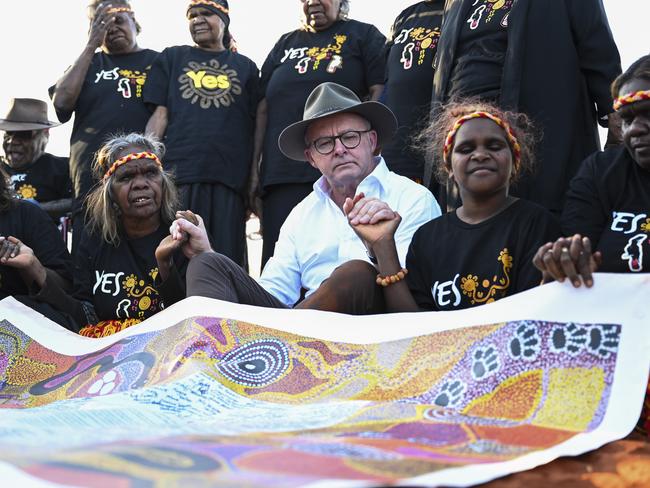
[187, 251, 236, 282]
[330, 259, 377, 286]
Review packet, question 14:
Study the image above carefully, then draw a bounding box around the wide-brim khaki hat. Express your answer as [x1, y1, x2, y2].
[0, 98, 60, 131]
[278, 82, 397, 162]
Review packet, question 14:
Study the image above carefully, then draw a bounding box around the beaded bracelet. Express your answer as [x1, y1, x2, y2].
[376, 268, 408, 287]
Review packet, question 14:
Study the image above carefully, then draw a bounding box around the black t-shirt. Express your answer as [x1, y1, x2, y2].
[51, 49, 158, 200]
[144, 46, 259, 192]
[382, 0, 444, 179]
[562, 147, 650, 273]
[0, 200, 72, 299]
[1, 153, 71, 203]
[259, 20, 386, 187]
[407, 199, 560, 311]
[73, 226, 185, 323]
[448, 0, 514, 100]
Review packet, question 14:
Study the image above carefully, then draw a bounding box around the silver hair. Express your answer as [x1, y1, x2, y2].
[301, 0, 350, 30]
[339, 0, 350, 19]
[32, 129, 49, 161]
[85, 133, 179, 247]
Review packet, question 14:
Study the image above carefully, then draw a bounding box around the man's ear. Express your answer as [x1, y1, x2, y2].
[368, 129, 378, 153]
[305, 148, 318, 170]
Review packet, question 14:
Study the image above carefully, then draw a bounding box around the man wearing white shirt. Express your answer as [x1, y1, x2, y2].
[172, 82, 440, 313]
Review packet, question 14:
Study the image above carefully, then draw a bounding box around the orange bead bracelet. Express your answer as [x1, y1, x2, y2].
[376, 268, 408, 287]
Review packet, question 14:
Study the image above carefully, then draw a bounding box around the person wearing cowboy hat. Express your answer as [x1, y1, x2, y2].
[165, 82, 440, 313]
[0, 98, 72, 221]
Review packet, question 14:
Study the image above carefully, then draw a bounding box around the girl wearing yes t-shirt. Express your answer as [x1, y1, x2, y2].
[344, 101, 560, 312]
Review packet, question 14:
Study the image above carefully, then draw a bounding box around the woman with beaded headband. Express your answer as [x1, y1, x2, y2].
[24, 133, 198, 337]
[144, 0, 259, 269]
[344, 100, 560, 312]
[249, 0, 387, 272]
[534, 55, 650, 438]
[51, 0, 158, 252]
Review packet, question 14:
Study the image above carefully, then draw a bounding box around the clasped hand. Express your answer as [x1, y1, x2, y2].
[342, 193, 401, 255]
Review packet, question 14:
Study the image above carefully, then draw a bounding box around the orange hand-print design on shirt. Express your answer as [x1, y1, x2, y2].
[460, 248, 513, 304]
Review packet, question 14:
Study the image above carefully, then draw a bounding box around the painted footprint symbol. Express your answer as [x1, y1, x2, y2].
[509, 322, 541, 361]
[434, 379, 466, 408]
[550, 323, 588, 356]
[471, 344, 501, 380]
[587, 324, 620, 357]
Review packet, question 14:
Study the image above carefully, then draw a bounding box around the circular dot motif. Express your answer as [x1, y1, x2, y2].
[217, 339, 289, 388]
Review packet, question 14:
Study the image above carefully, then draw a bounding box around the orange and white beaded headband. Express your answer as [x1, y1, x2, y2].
[106, 7, 132, 15]
[442, 111, 522, 169]
[613, 90, 650, 111]
[187, 0, 229, 16]
[103, 152, 162, 182]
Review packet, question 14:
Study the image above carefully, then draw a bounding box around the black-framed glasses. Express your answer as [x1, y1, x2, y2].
[310, 129, 372, 155]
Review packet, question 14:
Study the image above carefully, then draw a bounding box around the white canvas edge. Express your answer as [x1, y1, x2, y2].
[0, 273, 648, 487]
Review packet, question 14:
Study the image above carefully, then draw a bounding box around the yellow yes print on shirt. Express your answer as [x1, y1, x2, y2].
[460, 248, 512, 305]
[179, 59, 242, 109]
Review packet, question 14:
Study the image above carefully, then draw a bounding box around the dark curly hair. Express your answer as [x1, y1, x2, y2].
[414, 99, 538, 185]
[611, 54, 650, 99]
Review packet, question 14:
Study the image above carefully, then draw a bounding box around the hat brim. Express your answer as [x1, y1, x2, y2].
[0, 119, 60, 131]
[278, 101, 398, 162]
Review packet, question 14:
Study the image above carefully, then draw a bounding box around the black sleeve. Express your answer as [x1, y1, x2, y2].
[561, 152, 608, 246]
[516, 209, 563, 292]
[259, 37, 284, 97]
[405, 233, 435, 311]
[566, 0, 621, 121]
[143, 50, 171, 108]
[24, 207, 92, 330]
[157, 264, 185, 308]
[247, 59, 261, 118]
[361, 24, 388, 89]
[31, 273, 88, 333]
[48, 84, 73, 123]
[48, 61, 78, 124]
[21, 204, 73, 282]
[71, 231, 97, 304]
[55, 157, 73, 199]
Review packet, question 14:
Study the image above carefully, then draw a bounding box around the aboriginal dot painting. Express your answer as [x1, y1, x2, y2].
[0, 308, 635, 488]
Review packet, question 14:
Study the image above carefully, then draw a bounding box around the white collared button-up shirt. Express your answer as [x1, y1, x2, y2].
[259, 157, 441, 306]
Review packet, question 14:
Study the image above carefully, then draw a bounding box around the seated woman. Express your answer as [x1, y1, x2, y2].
[344, 101, 560, 312]
[28, 133, 190, 337]
[0, 172, 74, 327]
[533, 55, 650, 436]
